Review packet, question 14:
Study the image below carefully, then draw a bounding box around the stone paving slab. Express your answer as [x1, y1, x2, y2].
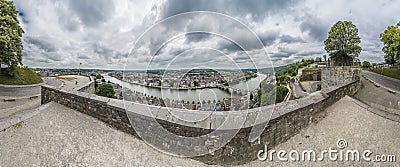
[0, 101, 51, 131]
[0, 98, 41, 119]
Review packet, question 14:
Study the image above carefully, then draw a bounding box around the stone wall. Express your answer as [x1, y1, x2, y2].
[321, 67, 360, 90]
[41, 78, 361, 165]
[75, 76, 95, 94]
[0, 83, 42, 98]
[300, 69, 321, 81]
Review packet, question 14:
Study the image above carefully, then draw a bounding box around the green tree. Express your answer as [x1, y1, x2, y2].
[362, 61, 372, 68]
[0, 0, 24, 76]
[324, 21, 362, 66]
[380, 22, 400, 67]
[95, 73, 103, 80]
[275, 86, 289, 103]
[95, 84, 116, 98]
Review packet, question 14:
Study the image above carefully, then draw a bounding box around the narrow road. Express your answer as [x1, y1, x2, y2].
[361, 70, 400, 92]
[290, 80, 308, 98]
[354, 77, 400, 114]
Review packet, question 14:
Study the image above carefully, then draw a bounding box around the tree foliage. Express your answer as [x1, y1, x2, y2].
[0, 0, 24, 76]
[380, 22, 400, 67]
[362, 61, 372, 68]
[324, 21, 361, 66]
[95, 84, 116, 98]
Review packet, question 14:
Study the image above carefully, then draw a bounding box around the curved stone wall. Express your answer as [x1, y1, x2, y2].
[0, 84, 42, 98]
[75, 76, 95, 94]
[41, 79, 361, 165]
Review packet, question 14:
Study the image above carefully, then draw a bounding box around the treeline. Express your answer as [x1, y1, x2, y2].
[94, 74, 117, 99]
[276, 59, 316, 86]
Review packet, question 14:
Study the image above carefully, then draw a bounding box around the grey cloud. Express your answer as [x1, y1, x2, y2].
[68, 0, 115, 27]
[278, 46, 297, 55]
[185, 33, 212, 43]
[280, 34, 304, 43]
[93, 43, 113, 56]
[113, 52, 128, 59]
[25, 37, 57, 52]
[58, 14, 81, 32]
[37, 59, 51, 64]
[159, 0, 299, 21]
[258, 31, 279, 46]
[270, 52, 291, 59]
[43, 53, 63, 62]
[77, 55, 90, 60]
[299, 15, 330, 42]
[218, 40, 243, 53]
[297, 50, 324, 57]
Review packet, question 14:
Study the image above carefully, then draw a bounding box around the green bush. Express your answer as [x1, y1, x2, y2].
[95, 84, 116, 98]
[369, 68, 400, 80]
[257, 81, 289, 106]
[276, 75, 290, 86]
[275, 86, 289, 103]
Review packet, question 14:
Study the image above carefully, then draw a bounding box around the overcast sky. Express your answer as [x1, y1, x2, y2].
[13, 0, 400, 69]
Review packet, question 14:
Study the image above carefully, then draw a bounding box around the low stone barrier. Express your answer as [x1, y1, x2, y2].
[0, 83, 42, 100]
[41, 79, 360, 165]
[75, 76, 95, 94]
[322, 67, 360, 90]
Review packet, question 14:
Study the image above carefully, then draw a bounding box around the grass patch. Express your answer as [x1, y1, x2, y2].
[0, 68, 43, 85]
[369, 68, 400, 80]
[13, 121, 24, 129]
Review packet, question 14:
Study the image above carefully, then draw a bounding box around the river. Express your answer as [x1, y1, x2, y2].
[104, 73, 267, 103]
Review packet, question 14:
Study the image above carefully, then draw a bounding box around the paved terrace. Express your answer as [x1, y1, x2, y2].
[0, 75, 92, 132]
[48, 75, 91, 91]
[0, 96, 398, 166]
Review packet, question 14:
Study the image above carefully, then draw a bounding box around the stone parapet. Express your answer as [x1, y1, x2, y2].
[41, 78, 361, 165]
